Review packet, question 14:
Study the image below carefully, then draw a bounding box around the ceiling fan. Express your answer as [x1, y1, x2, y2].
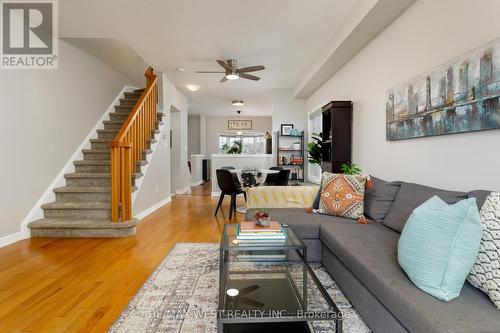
[196, 59, 265, 82]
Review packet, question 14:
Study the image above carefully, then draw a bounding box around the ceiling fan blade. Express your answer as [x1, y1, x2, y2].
[238, 65, 265, 73]
[239, 73, 260, 81]
[217, 60, 231, 71]
[237, 297, 265, 308]
[220, 76, 228, 83]
[196, 71, 226, 73]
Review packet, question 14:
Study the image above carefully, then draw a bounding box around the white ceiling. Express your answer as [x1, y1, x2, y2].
[59, 0, 356, 116]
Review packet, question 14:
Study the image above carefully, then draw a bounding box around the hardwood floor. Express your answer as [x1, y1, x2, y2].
[0, 181, 245, 333]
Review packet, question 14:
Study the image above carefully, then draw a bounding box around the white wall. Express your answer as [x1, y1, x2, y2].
[307, 0, 500, 192]
[0, 39, 143, 239]
[272, 89, 307, 133]
[205, 116, 272, 155]
[188, 115, 201, 156]
[133, 73, 189, 214]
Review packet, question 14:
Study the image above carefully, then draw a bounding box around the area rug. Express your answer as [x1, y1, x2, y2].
[109, 243, 370, 333]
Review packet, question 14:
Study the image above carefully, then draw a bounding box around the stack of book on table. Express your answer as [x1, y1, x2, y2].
[237, 221, 286, 261]
[236, 221, 286, 243]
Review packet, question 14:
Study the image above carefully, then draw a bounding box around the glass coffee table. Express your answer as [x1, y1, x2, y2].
[218, 224, 343, 333]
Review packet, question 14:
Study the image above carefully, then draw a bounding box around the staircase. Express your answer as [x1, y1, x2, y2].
[28, 85, 164, 237]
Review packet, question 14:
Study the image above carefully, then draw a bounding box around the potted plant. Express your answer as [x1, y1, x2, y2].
[340, 162, 362, 175]
[255, 209, 271, 227]
[307, 132, 323, 171]
[292, 141, 301, 150]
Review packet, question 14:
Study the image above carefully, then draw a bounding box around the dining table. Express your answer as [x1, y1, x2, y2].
[228, 168, 280, 214]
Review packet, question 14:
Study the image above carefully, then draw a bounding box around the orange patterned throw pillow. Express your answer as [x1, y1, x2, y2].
[319, 172, 368, 221]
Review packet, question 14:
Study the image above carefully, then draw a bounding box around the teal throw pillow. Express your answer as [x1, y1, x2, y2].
[398, 196, 482, 301]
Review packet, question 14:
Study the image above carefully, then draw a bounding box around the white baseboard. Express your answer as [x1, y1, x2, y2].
[0, 231, 26, 248]
[20, 85, 138, 238]
[190, 180, 203, 187]
[175, 186, 190, 195]
[211, 191, 221, 197]
[134, 196, 172, 220]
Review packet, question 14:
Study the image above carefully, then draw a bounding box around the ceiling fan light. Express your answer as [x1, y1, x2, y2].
[186, 84, 200, 92]
[232, 100, 244, 106]
[226, 71, 239, 80]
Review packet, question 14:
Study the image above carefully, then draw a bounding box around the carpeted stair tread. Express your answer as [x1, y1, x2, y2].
[54, 186, 110, 193]
[41, 201, 111, 210]
[74, 160, 148, 166]
[28, 218, 138, 229]
[53, 185, 138, 193]
[82, 148, 153, 154]
[64, 172, 143, 179]
[88, 138, 157, 145]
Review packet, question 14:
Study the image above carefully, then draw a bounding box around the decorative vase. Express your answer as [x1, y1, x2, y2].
[256, 216, 271, 227]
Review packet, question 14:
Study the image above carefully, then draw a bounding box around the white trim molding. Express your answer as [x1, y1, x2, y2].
[134, 196, 172, 220]
[190, 180, 203, 187]
[175, 186, 190, 195]
[0, 232, 25, 248]
[20, 86, 138, 238]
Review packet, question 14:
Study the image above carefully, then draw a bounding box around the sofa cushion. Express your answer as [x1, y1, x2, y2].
[318, 173, 367, 220]
[468, 190, 492, 210]
[364, 177, 401, 223]
[398, 196, 482, 301]
[246, 208, 349, 239]
[320, 222, 500, 333]
[383, 182, 467, 233]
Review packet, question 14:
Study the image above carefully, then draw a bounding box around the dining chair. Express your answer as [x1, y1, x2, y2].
[264, 166, 283, 186]
[274, 169, 291, 186]
[220, 166, 240, 185]
[215, 169, 246, 219]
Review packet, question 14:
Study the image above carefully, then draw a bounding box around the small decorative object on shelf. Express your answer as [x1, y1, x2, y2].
[280, 124, 294, 136]
[290, 128, 301, 136]
[255, 209, 271, 227]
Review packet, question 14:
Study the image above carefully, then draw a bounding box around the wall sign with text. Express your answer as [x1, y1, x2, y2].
[228, 120, 252, 130]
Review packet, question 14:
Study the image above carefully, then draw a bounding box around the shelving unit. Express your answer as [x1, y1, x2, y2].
[321, 101, 352, 173]
[275, 131, 305, 182]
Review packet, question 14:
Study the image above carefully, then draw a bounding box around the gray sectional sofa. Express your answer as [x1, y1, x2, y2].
[246, 178, 500, 333]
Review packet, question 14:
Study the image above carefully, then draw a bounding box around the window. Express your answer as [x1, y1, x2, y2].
[219, 133, 265, 154]
[308, 110, 322, 183]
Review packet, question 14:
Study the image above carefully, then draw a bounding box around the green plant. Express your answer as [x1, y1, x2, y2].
[341, 162, 362, 175]
[307, 132, 323, 170]
[226, 140, 242, 154]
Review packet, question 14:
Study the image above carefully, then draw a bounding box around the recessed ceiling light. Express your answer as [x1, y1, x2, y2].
[186, 84, 200, 92]
[232, 100, 244, 106]
[177, 67, 185, 72]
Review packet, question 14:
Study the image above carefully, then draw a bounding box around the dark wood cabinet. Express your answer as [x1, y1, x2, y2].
[321, 101, 352, 173]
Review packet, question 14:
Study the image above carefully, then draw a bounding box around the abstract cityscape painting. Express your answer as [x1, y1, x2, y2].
[386, 38, 500, 140]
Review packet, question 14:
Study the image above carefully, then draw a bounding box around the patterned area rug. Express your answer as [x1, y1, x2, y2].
[109, 243, 370, 333]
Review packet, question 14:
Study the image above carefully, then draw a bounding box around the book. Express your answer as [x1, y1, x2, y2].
[240, 221, 282, 233]
[237, 226, 285, 240]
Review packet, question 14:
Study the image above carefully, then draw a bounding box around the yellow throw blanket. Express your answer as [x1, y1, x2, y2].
[246, 186, 320, 209]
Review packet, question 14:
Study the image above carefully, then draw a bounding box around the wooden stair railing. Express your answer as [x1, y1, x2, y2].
[110, 67, 158, 222]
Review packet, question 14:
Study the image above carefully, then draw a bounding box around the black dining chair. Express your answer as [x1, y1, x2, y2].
[215, 169, 246, 219]
[273, 169, 291, 186]
[221, 166, 240, 185]
[264, 166, 283, 186]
